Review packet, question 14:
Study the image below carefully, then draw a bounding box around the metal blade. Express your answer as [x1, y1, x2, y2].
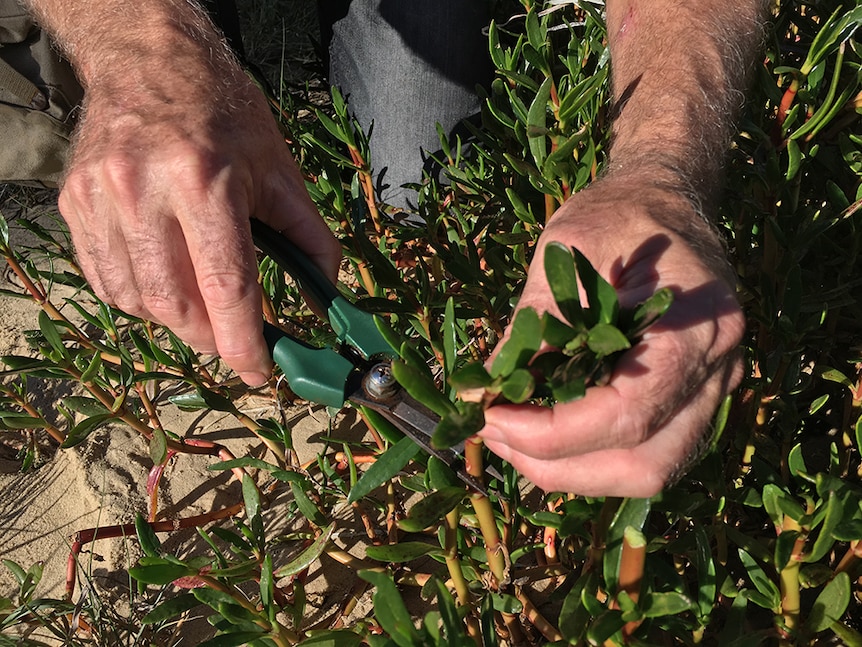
[349, 385, 493, 496]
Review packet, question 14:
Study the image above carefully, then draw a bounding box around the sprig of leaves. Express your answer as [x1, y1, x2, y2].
[434, 242, 673, 449]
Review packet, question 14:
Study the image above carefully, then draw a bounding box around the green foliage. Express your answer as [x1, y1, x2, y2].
[2, 1, 862, 646]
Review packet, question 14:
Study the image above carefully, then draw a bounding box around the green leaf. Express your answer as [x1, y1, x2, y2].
[61, 413, 114, 448]
[360, 405, 406, 446]
[489, 592, 523, 614]
[194, 386, 237, 413]
[0, 211, 8, 246]
[641, 591, 693, 618]
[694, 524, 716, 620]
[434, 578, 465, 642]
[365, 542, 441, 563]
[804, 572, 850, 633]
[134, 514, 162, 559]
[141, 593, 200, 624]
[586, 609, 625, 644]
[242, 474, 261, 521]
[549, 357, 587, 403]
[149, 427, 168, 465]
[543, 242, 582, 327]
[432, 401, 485, 450]
[442, 297, 457, 379]
[208, 457, 281, 472]
[573, 248, 618, 325]
[359, 570, 422, 647]
[276, 523, 335, 578]
[348, 436, 421, 504]
[0, 413, 45, 430]
[491, 308, 542, 378]
[297, 630, 364, 647]
[586, 323, 631, 357]
[805, 490, 845, 563]
[541, 313, 579, 348]
[169, 391, 211, 411]
[79, 352, 103, 384]
[737, 548, 780, 610]
[626, 287, 674, 338]
[2, 559, 27, 587]
[786, 138, 802, 180]
[499, 368, 535, 403]
[61, 396, 108, 417]
[129, 561, 194, 585]
[527, 77, 553, 168]
[398, 486, 465, 532]
[426, 456, 460, 491]
[391, 360, 456, 418]
[448, 362, 493, 392]
[291, 481, 327, 527]
[37, 311, 68, 359]
[557, 68, 608, 125]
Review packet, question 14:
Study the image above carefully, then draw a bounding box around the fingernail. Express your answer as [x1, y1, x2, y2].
[240, 371, 269, 387]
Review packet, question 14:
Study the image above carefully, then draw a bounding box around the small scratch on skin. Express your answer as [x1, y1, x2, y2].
[618, 5, 637, 38]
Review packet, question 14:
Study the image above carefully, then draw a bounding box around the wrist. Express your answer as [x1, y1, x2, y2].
[552, 171, 734, 286]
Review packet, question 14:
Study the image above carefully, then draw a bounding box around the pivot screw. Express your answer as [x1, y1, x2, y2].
[364, 362, 398, 400]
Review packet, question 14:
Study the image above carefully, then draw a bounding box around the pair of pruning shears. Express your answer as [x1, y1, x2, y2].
[250, 219, 496, 496]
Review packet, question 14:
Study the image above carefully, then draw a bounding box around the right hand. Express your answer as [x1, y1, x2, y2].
[59, 54, 340, 386]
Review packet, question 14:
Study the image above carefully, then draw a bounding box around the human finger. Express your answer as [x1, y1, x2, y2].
[482, 359, 741, 496]
[254, 157, 341, 281]
[172, 175, 272, 386]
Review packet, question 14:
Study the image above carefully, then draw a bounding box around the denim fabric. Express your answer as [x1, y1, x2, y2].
[320, 0, 492, 209]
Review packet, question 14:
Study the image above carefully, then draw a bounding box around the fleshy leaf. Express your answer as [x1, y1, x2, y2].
[543, 242, 583, 327]
[359, 570, 422, 647]
[490, 308, 542, 378]
[348, 436, 421, 504]
[432, 401, 485, 449]
[500, 368, 535, 403]
[391, 360, 456, 418]
[586, 323, 631, 357]
[276, 523, 335, 578]
[365, 542, 441, 563]
[398, 486, 466, 532]
[626, 287, 674, 339]
[573, 248, 618, 326]
[448, 362, 493, 392]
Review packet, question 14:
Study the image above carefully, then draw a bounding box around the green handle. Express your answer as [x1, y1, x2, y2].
[263, 323, 354, 409]
[251, 219, 397, 360]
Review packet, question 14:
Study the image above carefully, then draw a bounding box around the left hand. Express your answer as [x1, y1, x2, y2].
[480, 176, 746, 497]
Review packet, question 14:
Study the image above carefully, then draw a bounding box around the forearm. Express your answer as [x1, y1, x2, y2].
[23, 0, 242, 95]
[605, 0, 767, 204]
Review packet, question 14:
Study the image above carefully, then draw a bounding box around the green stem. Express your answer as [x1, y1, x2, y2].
[778, 516, 805, 644]
[465, 437, 506, 586]
[444, 507, 471, 606]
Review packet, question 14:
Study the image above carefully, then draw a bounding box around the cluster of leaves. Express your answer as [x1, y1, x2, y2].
[431, 242, 672, 449]
[1, 1, 862, 646]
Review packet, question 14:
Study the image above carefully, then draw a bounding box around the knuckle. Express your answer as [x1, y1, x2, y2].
[142, 292, 187, 320]
[111, 291, 145, 316]
[172, 146, 230, 191]
[197, 269, 255, 312]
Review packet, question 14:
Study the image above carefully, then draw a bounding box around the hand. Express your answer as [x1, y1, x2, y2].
[480, 175, 746, 497]
[58, 52, 340, 386]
